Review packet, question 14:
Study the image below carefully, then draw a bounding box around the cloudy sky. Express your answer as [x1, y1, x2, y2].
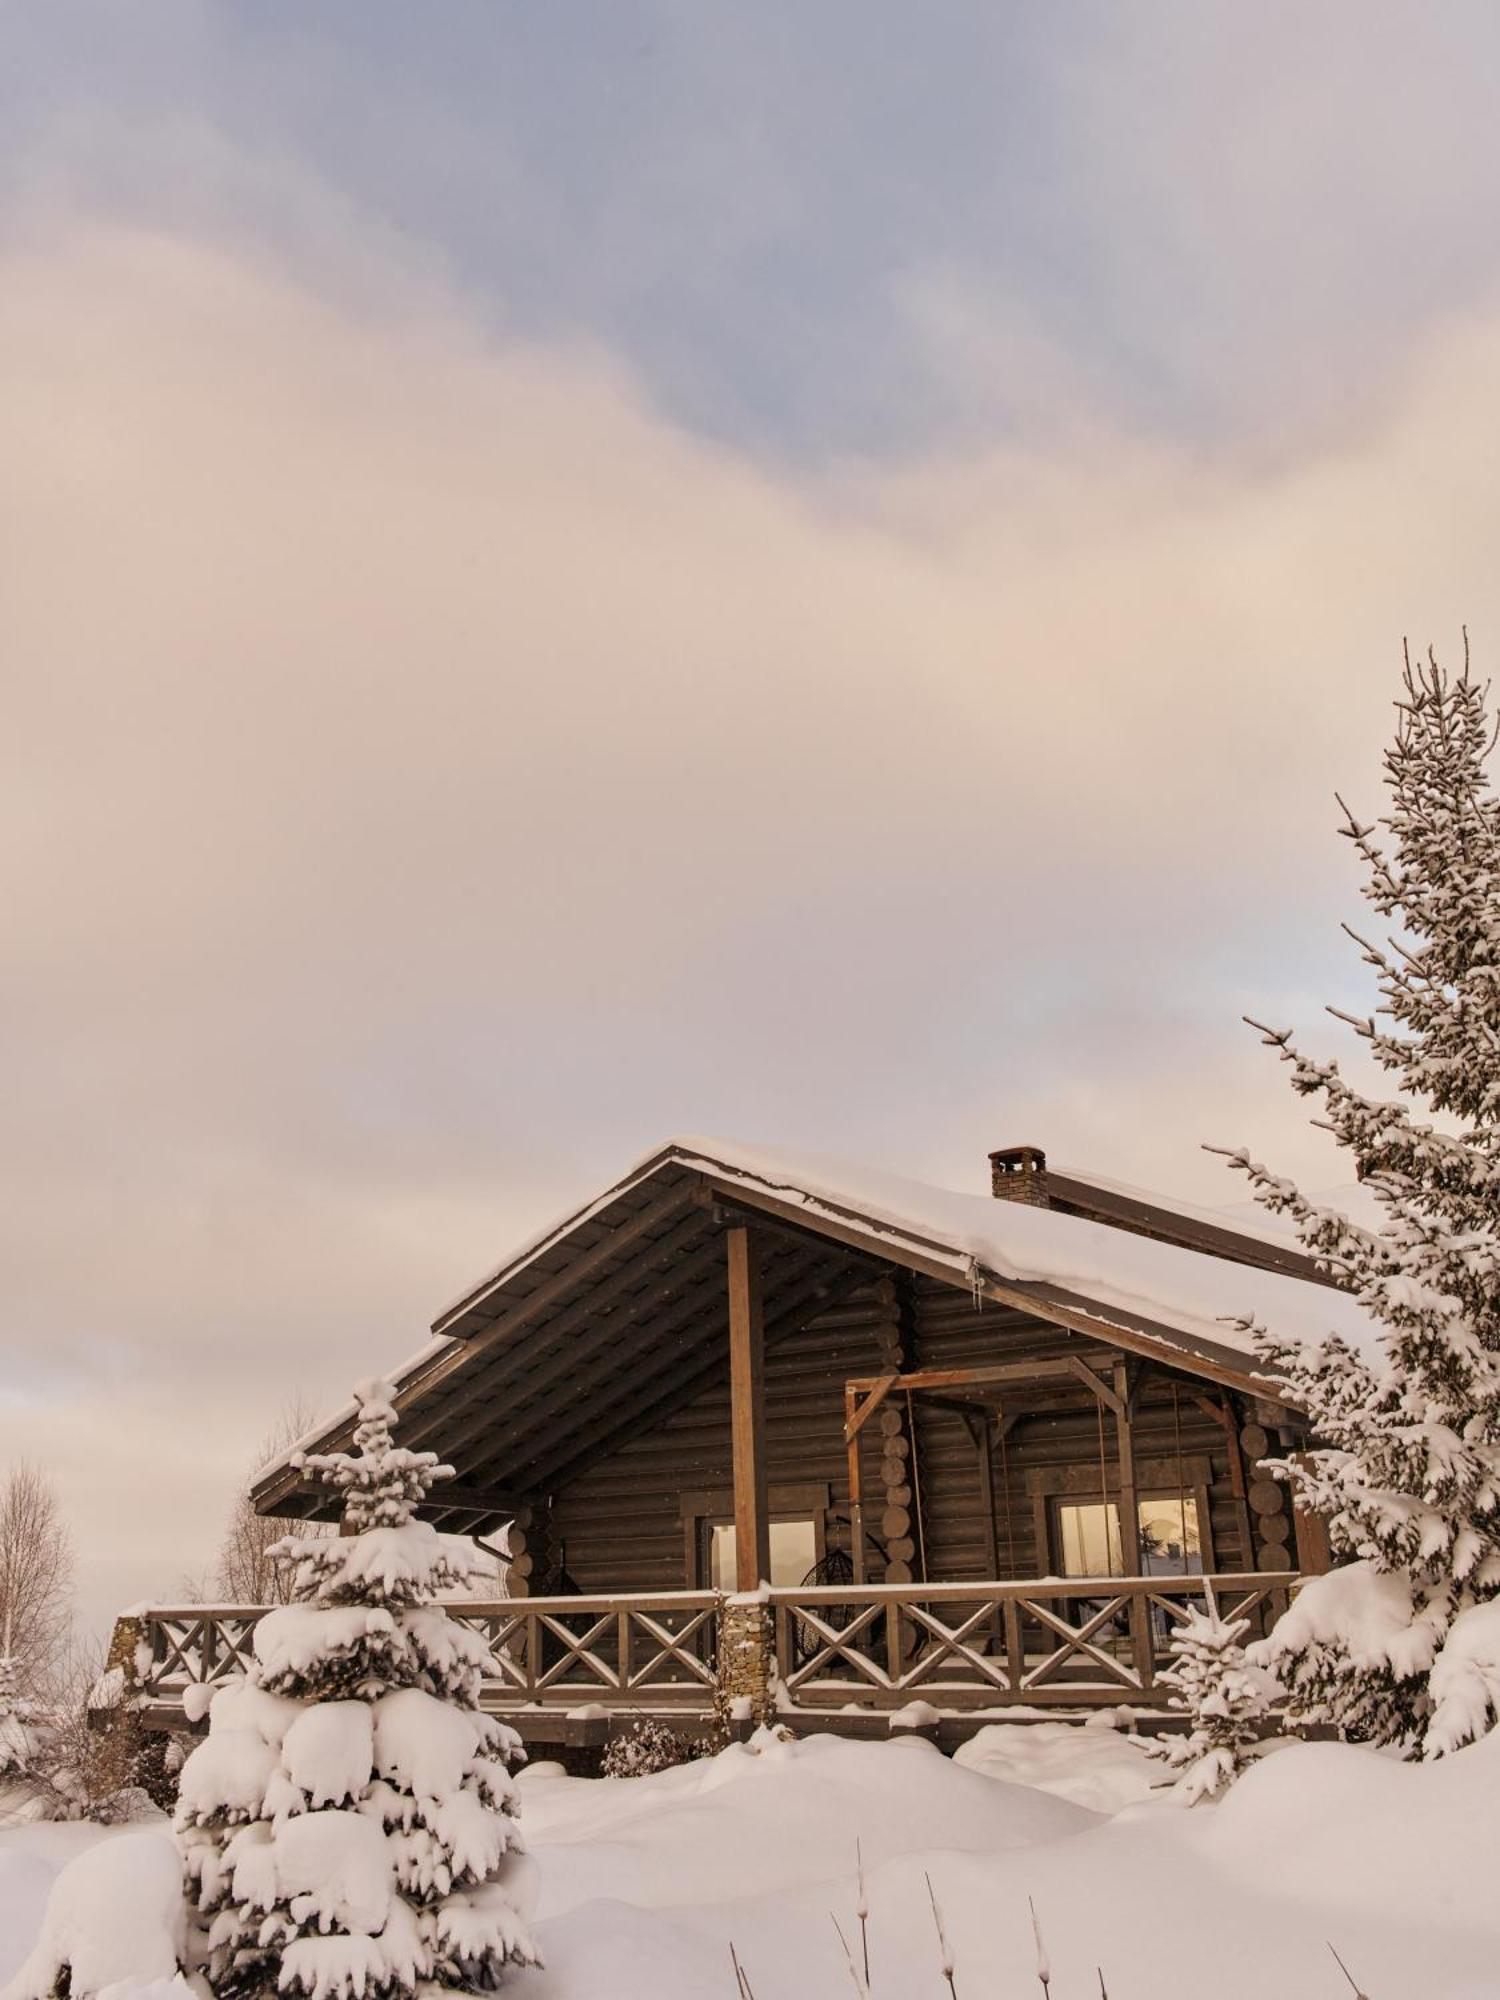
[7, 3, 1500, 1636]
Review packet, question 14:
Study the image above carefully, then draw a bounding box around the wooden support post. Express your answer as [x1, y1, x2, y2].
[846, 1385, 867, 1586]
[966, 1408, 1003, 1655]
[965, 1412, 1001, 1581]
[1290, 1453, 1333, 1577]
[1112, 1362, 1141, 1566]
[1212, 1394, 1259, 1575]
[1113, 1362, 1154, 1684]
[727, 1224, 770, 1594]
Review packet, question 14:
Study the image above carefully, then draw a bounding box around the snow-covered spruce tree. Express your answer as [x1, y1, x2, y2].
[0, 1634, 50, 1797]
[175, 1379, 539, 1996]
[1221, 641, 1500, 1754]
[1148, 1607, 1276, 1803]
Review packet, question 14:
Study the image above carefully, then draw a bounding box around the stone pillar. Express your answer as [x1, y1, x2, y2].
[92, 1614, 170, 1806]
[714, 1595, 776, 1738]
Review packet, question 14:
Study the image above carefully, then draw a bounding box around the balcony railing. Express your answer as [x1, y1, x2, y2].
[120, 1572, 1296, 1725]
[769, 1573, 1296, 1707]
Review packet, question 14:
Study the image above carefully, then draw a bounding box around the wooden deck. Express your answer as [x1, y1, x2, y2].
[123, 1571, 1296, 1743]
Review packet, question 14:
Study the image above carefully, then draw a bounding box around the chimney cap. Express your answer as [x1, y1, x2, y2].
[989, 1144, 1047, 1177]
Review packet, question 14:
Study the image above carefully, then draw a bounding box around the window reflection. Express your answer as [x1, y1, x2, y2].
[1054, 1494, 1201, 1577]
[709, 1518, 818, 1591]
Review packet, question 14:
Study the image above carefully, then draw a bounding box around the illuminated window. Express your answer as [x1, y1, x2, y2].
[1053, 1495, 1202, 1578]
[1137, 1496, 1202, 1576]
[708, 1517, 818, 1591]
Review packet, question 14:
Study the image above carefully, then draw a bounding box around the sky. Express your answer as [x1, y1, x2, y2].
[7, 3, 1500, 1639]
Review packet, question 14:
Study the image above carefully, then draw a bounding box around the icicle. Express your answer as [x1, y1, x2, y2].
[966, 1255, 985, 1311]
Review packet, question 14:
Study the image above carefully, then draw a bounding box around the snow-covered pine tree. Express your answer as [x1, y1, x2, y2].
[175, 1379, 539, 1996]
[0, 1626, 50, 1796]
[1148, 1606, 1276, 1803]
[1220, 641, 1500, 1754]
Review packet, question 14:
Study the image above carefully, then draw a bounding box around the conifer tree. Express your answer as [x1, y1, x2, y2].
[0, 1629, 49, 1794]
[1222, 641, 1500, 1752]
[1149, 1607, 1275, 1802]
[175, 1380, 539, 1996]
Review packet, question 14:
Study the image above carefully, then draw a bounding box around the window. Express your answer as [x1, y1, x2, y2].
[707, 1518, 819, 1592]
[1053, 1494, 1202, 1579]
[1137, 1496, 1202, 1577]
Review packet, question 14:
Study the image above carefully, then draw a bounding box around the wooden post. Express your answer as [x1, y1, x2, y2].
[846, 1386, 867, 1586]
[1113, 1362, 1154, 1685]
[966, 1408, 1003, 1656]
[1112, 1363, 1140, 1566]
[727, 1224, 770, 1593]
[967, 1411, 1000, 1579]
[1290, 1454, 1333, 1577]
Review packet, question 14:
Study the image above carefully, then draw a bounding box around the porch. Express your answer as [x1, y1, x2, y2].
[117, 1569, 1297, 1748]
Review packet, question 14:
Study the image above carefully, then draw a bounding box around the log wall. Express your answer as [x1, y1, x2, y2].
[548, 1274, 1252, 1592]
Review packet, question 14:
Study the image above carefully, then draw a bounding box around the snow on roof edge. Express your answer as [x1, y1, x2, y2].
[259, 1134, 1381, 1493]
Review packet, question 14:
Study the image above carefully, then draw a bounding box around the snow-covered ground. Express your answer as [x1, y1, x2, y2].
[6, 1721, 1499, 1998]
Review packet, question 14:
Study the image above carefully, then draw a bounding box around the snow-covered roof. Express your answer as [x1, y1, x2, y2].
[450, 1135, 1377, 1374]
[257, 1135, 1381, 1517]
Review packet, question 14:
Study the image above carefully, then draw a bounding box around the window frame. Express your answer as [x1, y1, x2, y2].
[679, 1482, 831, 1590]
[1026, 1455, 1216, 1577]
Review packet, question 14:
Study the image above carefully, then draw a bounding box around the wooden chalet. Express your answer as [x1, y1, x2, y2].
[122, 1138, 1364, 1754]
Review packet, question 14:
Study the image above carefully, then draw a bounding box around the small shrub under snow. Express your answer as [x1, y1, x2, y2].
[600, 1718, 698, 1779]
[1149, 1607, 1278, 1803]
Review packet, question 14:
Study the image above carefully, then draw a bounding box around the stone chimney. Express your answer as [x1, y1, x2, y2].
[989, 1145, 1048, 1206]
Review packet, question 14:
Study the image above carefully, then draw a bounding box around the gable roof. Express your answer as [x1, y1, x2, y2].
[254, 1135, 1378, 1524]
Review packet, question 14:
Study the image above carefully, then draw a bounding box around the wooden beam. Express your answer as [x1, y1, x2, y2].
[1041, 1167, 1337, 1289]
[727, 1225, 769, 1593]
[520, 1245, 860, 1491]
[842, 1373, 902, 1443]
[405, 1204, 714, 1461]
[434, 1223, 729, 1473]
[428, 1184, 690, 1350]
[1065, 1355, 1127, 1421]
[695, 1176, 1289, 1406]
[420, 1479, 528, 1519]
[254, 1185, 697, 1510]
[503, 1243, 748, 1471]
[1189, 1389, 1258, 1569]
[845, 1357, 1125, 1399]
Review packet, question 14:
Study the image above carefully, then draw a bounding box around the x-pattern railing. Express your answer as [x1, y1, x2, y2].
[771, 1573, 1298, 1705]
[135, 1594, 723, 1707]
[145, 1609, 262, 1688]
[128, 1575, 1295, 1717]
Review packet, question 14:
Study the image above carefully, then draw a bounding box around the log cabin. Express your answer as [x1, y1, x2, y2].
[121, 1138, 1369, 1755]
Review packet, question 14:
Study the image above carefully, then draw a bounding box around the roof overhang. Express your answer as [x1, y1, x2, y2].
[253, 1141, 1315, 1525]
